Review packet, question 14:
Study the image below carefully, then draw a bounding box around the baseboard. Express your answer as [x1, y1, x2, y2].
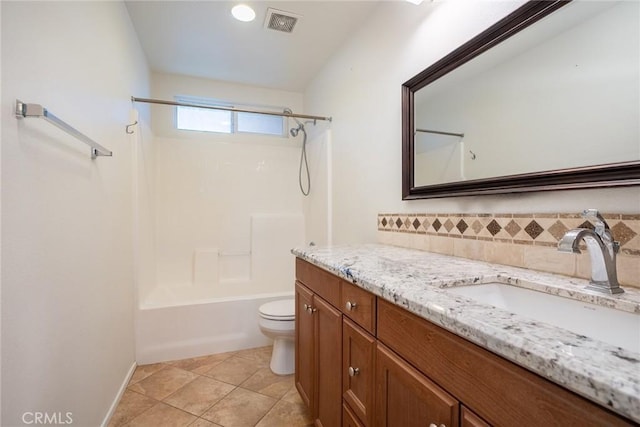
[100, 361, 137, 427]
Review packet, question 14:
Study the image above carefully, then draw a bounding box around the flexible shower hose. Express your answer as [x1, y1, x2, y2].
[299, 129, 310, 196]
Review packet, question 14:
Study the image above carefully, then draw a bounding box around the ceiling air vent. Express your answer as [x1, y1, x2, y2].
[264, 8, 301, 34]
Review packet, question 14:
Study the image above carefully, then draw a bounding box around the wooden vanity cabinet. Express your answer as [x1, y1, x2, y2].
[295, 258, 634, 427]
[295, 280, 342, 427]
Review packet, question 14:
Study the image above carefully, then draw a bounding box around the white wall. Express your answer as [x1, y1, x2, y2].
[145, 73, 306, 300]
[1, 2, 149, 426]
[304, 1, 640, 245]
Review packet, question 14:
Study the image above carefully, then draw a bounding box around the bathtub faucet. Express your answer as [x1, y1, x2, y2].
[557, 209, 623, 294]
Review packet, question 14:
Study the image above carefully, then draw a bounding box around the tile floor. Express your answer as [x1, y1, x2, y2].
[109, 346, 313, 427]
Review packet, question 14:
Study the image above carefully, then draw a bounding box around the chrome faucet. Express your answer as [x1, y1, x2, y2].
[558, 209, 623, 294]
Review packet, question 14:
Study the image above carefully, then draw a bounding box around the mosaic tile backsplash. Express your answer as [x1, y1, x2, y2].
[377, 213, 640, 288]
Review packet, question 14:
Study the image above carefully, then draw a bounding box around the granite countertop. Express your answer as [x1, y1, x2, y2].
[292, 243, 640, 423]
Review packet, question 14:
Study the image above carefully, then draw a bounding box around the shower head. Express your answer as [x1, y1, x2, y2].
[284, 108, 309, 138]
[290, 123, 305, 138]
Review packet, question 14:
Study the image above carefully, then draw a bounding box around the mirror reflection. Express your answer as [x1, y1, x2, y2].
[413, 1, 639, 188]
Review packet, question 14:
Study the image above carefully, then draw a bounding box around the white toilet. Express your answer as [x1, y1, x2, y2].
[258, 298, 296, 375]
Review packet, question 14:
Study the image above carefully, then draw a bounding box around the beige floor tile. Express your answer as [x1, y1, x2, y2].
[234, 346, 272, 368]
[164, 376, 236, 416]
[126, 402, 197, 427]
[281, 386, 304, 405]
[128, 367, 198, 400]
[108, 390, 158, 427]
[111, 346, 310, 427]
[200, 387, 277, 427]
[202, 356, 261, 385]
[129, 363, 167, 385]
[241, 368, 294, 399]
[169, 352, 236, 375]
[255, 399, 313, 427]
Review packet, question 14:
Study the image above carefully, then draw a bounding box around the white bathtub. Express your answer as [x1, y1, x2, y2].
[135, 286, 294, 364]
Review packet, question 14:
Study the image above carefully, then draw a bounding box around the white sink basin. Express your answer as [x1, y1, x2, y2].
[446, 283, 640, 354]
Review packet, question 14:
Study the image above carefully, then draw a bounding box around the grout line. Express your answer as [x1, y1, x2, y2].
[121, 400, 163, 427]
[252, 394, 280, 427]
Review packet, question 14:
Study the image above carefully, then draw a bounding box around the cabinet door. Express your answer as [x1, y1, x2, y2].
[295, 282, 315, 412]
[461, 406, 490, 427]
[343, 317, 376, 426]
[375, 343, 459, 427]
[315, 295, 343, 427]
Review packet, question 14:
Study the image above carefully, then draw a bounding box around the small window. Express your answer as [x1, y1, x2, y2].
[237, 111, 285, 136]
[177, 105, 232, 133]
[175, 96, 286, 137]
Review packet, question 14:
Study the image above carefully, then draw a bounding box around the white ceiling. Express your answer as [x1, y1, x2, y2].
[125, 1, 381, 92]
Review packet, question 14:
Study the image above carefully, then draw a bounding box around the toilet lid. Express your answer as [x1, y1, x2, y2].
[259, 298, 295, 320]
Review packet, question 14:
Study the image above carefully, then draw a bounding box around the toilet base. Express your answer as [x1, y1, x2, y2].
[270, 337, 295, 375]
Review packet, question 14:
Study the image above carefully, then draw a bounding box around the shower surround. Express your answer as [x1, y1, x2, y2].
[133, 73, 310, 363]
[135, 132, 307, 363]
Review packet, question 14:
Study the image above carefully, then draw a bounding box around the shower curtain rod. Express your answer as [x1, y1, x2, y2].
[415, 128, 464, 138]
[131, 97, 332, 122]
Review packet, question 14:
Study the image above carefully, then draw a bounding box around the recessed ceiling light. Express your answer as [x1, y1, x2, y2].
[405, 0, 424, 4]
[232, 4, 256, 22]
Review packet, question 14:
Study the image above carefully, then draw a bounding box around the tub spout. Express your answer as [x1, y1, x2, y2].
[558, 209, 623, 294]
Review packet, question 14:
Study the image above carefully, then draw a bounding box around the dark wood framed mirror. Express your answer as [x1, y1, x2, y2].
[402, 0, 640, 200]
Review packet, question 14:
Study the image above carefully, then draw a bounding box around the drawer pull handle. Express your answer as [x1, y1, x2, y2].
[303, 304, 315, 314]
[429, 424, 445, 427]
[345, 301, 357, 311]
[348, 366, 360, 377]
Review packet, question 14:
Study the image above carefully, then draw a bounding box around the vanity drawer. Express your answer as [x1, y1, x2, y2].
[296, 258, 340, 307]
[377, 299, 633, 427]
[341, 280, 376, 334]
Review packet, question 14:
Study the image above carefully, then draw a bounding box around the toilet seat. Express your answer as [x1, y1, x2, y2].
[259, 298, 295, 321]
